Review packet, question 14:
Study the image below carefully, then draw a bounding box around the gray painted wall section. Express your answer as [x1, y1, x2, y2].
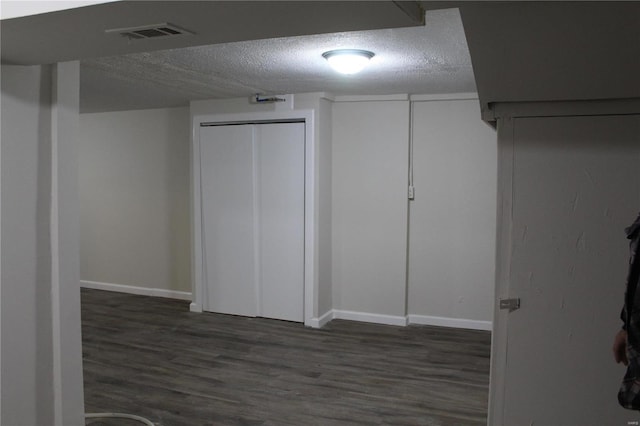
[1, 62, 84, 425]
[1, 63, 54, 426]
[490, 104, 640, 425]
[51, 61, 85, 425]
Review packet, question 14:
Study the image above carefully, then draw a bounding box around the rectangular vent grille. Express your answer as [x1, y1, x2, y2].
[106, 23, 193, 40]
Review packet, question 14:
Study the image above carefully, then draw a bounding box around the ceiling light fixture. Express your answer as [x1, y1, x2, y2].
[322, 49, 375, 75]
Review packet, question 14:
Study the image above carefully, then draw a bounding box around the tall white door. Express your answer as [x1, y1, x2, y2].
[256, 123, 305, 322]
[200, 122, 305, 322]
[492, 115, 640, 425]
[200, 125, 256, 317]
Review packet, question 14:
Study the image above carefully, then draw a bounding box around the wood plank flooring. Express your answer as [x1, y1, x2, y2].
[82, 289, 491, 426]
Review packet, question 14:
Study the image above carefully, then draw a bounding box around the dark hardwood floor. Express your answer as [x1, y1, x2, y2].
[81, 289, 491, 426]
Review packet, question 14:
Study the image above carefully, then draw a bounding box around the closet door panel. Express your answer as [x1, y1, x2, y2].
[200, 125, 257, 317]
[257, 123, 305, 322]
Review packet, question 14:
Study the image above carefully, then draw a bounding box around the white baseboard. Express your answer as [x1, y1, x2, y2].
[407, 314, 492, 331]
[80, 280, 192, 301]
[307, 309, 491, 330]
[333, 309, 408, 327]
[306, 309, 334, 328]
[80, 282, 492, 331]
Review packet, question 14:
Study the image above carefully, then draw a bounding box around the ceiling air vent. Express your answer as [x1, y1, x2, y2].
[106, 23, 193, 40]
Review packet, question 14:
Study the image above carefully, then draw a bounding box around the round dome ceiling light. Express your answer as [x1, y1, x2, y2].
[322, 49, 375, 75]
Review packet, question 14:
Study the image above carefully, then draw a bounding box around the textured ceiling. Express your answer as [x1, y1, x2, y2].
[6, 1, 638, 118]
[80, 8, 475, 113]
[2, 1, 424, 64]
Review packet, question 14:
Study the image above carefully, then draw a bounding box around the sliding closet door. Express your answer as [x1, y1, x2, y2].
[257, 123, 304, 322]
[200, 125, 257, 317]
[199, 122, 304, 322]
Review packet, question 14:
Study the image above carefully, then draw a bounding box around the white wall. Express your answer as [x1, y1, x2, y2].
[408, 99, 496, 329]
[79, 107, 191, 295]
[2, 62, 85, 425]
[329, 97, 496, 328]
[331, 100, 410, 322]
[98, 94, 497, 331]
[316, 97, 333, 315]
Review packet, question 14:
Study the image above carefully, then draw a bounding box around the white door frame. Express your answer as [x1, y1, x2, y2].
[190, 110, 316, 327]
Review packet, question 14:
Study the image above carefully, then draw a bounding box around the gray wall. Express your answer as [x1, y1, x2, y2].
[490, 107, 640, 425]
[1, 62, 85, 425]
[2, 62, 54, 426]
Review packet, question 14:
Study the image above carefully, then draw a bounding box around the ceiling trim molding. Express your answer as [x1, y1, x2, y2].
[410, 92, 478, 102]
[488, 98, 640, 120]
[333, 94, 410, 103]
[393, 1, 425, 25]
